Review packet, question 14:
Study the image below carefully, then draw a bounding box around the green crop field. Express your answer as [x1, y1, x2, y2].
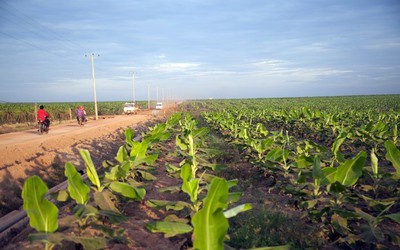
[187, 94, 400, 249]
[5, 95, 400, 249]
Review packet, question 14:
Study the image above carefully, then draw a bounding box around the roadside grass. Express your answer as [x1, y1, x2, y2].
[0, 123, 35, 134]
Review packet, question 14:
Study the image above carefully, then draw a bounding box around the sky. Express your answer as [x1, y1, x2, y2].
[0, 0, 399, 102]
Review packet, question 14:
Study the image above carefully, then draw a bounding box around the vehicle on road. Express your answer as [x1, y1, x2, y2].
[123, 102, 138, 114]
[76, 106, 87, 126]
[38, 117, 49, 134]
[155, 102, 163, 110]
[77, 116, 86, 126]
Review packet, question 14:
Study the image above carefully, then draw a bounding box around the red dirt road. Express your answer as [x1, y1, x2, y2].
[0, 111, 160, 217]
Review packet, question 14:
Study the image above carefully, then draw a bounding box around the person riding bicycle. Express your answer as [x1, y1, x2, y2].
[37, 105, 50, 128]
[76, 106, 87, 124]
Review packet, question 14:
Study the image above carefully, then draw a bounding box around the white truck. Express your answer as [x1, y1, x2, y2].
[155, 102, 163, 110]
[123, 102, 138, 114]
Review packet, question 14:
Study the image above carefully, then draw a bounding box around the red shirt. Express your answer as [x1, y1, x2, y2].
[37, 109, 49, 121]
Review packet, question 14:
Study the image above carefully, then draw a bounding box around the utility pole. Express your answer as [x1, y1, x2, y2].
[147, 83, 151, 110]
[87, 53, 99, 120]
[131, 71, 136, 103]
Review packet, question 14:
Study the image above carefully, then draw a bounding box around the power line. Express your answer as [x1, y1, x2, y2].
[0, 30, 90, 78]
[0, 30, 68, 59]
[0, 2, 95, 74]
[0, 1, 88, 53]
[0, 1, 100, 76]
[0, 2, 111, 89]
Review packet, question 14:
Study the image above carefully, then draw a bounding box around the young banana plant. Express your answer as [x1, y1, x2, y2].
[146, 115, 252, 248]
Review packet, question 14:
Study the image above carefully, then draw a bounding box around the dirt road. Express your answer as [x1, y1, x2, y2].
[0, 110, 162, 217]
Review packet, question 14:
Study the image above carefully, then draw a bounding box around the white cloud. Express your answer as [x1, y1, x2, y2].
[364, 41, 400, 50]
[153, 62, 200, 72]
[245, 59, 353, 83]
[296, 42, 332, 52]
[252, 60, 286, 67]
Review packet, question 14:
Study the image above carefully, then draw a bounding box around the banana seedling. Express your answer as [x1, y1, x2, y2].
[22, 176, 59, 250]
[385, 140, 400, 178]
[104, 124, 176, 183]
[147, 115, 252, 247]
[22, 174, 108, 249]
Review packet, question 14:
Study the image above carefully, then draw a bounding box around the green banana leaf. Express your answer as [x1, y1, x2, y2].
[180, 163, 199, 202]
[115, 146, 129, 163]
[332, 132, 348, 163]
[22, 175, 58, 233]
[265, 148, 289, 163]
[146, 221, 193, 238]
[145, 199, 191, 211]
[312, 156, 324, 180]
[109, 181, 146, 200]
[105, 161, 131, 181]
[97, 210, 128, 224]
[335, 151, 366, 186]
[371, 149, 379, 178]
[67, 236, 107, 250]
[29, 233, 108, 250]
[384, 213, 400, 224]
[65, 162, 90, 205]
[295, 155, 314, 169]
[223, 203, 252, 218]
[192, 177, 229, 250]
[79, 149, 101, 191]
[137, 170, 157, 181]
[323, 167, 337, 184]
[124, 127, 134, 146]
[176, 135, 188, 151]
[130, 140, 151, 161]
[93, 190, 119, 213]
[385, 140, 400, 175]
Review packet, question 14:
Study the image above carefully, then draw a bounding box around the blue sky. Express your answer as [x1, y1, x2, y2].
[0, 0, 399, 102]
